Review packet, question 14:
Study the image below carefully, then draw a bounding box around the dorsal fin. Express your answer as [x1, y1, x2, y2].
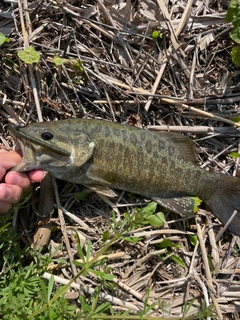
[160, 132, 197, 163]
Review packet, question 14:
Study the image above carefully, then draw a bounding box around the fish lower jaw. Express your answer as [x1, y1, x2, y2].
[11, 161, 39, 172]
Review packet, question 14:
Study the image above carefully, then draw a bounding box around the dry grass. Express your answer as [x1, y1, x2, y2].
[0, 0, 240, 318]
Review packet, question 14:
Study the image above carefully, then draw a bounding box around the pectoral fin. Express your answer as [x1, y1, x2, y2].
[152, 196, 194, 215]
[84, 163, 121, 197]
[86, 163, 121, 185]
[73, 133, 95, 167]
[84, 185, 118, 197]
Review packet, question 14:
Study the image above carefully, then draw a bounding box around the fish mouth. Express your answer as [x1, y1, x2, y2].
[8, 122, 71, 156]
[9, 122, 71, 172]
[10, 135, 42, 172]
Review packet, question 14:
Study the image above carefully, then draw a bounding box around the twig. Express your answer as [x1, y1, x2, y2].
[159, 98, 240, 127]
[56, 205, 90, 229]
[52, 178, 79, 278]
[146, 125, 238, 135]
[18, 0, 43, 122]
[175, 0, 194, 37]
[42, 272, 142, 311]
[156, 0, 180, 51]
[196, 217, 214, 291]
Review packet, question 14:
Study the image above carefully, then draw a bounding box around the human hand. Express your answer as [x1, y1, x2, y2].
[0, 150, 44, 214]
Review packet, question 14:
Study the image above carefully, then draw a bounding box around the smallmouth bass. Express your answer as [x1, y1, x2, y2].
[9, 119, 240, 235]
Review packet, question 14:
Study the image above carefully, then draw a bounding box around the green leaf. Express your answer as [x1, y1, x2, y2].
[151, 30, 163, 41]
[76, 243, 85, 262]
[48, 275, 54, 301]
[72, 260, 84, 268]
[74, 192, 88, 200]
[207, 255, 215, 275]
[123, 236, 142, 242]
[231, 46, 240, 66]
[142, 202, 157, 215]
[146, 212, 165, 227]
[226, 0, 240, 23]
[90, 269, 115, 281]
[158, 239, 182, 249]
[231, 20, 240, 43]
[70, 59, 84, 73]
[188, 234, 198, 247]
[95, 302, 112, 314]
[52, 55, 69, 66]
[92, 257, 109, 267]
[190, 196, 202, 213]
[17, 46, 40, 64]
[0, 32, 10, 45]
[52, 56, 84, 74]
[86, 241, 92, 261]
[127, 192, 139, 198]
[228, 151, 240, 158]
[170, 254, 185, 268]
[231, 115, 240, 122]
[102, 230, 110, 242]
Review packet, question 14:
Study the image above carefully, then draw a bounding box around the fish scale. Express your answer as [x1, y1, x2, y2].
[9, 118, 240, 235]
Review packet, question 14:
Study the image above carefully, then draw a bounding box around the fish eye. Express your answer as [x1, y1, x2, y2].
[41, 131, 54, 140]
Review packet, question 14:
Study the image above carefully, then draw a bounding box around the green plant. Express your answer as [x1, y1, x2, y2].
[181, 299, 217, 320]
[0, 32, 10, 45]
[17, 46, 40, 64]
[226, 0, 240, 66]
[0, 221, 78, 319]
[0, 200, 212, 319]
[151, 30, 163, 41]
[107, 202, 165, 243]
[156, 238, 185, 268]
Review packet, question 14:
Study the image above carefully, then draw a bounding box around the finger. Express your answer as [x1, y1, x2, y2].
[4, 171, 32, 190]
[0, 150, 22, 180]
[0, 150, 22, 169]
[0, 184, 23, 204]
[28, 170, 45, 183]
[0, 201, 13, 214]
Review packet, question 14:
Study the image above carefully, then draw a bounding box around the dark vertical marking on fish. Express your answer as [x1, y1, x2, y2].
[121, 130, 128, 143]
[130, 133, 137, 144]
[140, 132, 146, 143]
[108, 141, 116, 151]
[113, 128, 120, 137]
[162, 156, 167, 164]
[158, 140, 165, 150]
[106, 141, 116, 163]
[153, 151, 159, 159]
[90, 124, 102, 136]
[170, 159, 175, 168]
[177, 167, 184, 176]
[104, 126, 110, 138]
[168, 146, 175, 156]
[145, 139, 152, 154]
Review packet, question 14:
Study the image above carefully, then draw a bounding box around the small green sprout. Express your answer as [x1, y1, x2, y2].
[0, 32, 10, 45]
[151, 30, 163, 41]
[228, 151, 240, 158]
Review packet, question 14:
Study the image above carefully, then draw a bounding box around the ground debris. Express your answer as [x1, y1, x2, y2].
[0, 0, 240, 318]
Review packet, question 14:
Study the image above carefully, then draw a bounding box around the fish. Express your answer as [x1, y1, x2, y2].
[9, 118, 240, 235]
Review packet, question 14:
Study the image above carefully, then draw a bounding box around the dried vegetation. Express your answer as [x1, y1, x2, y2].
[0, 0, 240, 318]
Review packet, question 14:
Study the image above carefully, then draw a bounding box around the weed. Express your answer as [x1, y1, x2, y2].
[226, 0, 240, 66]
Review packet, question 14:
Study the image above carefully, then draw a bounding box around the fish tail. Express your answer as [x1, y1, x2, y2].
[205, 175, 240, 235]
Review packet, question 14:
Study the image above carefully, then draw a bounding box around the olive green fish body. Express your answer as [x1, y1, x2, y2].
[9, 119, 240, 235]
[76, 120, 216, 199]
